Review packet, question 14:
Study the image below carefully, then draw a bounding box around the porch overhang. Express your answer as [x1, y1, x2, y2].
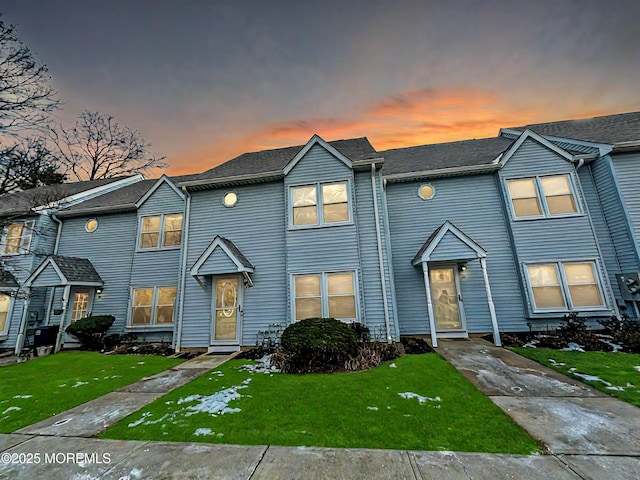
[25, 255, 104, 288]
[190, 236, 255, 289]
[0, 266, 19, 291]
[413, 222, 500, 348]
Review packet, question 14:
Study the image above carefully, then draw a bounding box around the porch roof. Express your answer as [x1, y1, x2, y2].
[190, 236, 254, 277]
[412, 221, 486, 265]
[26, 255, 104, 287]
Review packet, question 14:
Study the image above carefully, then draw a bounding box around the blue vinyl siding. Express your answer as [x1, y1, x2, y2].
[197, 248, 241, 274]
[181, 181, 287, 348]
[56, 213, 138, 334]
[611, 152, 640, 266]
[500, 138, 615, 319]
[386, 174, 525, 335]
[30, 264, 62, 287]
[429, 232, 480, 261]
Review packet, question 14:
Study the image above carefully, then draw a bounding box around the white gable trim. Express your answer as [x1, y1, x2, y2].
[25, 257, 67, 286]
[283, 134, 352, 175]
[135, 175, 185, 208]
[498, 130, 574, 167]
[412, 221, 486, 265]
[190, 236, 254, 276]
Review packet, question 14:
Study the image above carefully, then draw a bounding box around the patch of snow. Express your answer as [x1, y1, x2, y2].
[523, 339, 539, 348]
[138, 361, 145, 364]
[58, 384, 67, 387]
[595, 334, 624, 352]
[606, 386, 625, 391]
[194, 428, 214, 436]
[562, 342, 585, 352]
[398, 392, 441, 404]
[2, 406, 21, 415]
[119, 468, 143, 480]
[634, 366, 640, 372]
[548, 359, 565, 367]
[71, 381, 88, 388]
[367, 406, 379, 411]
[210, 370, 224, 376]
[13, 395, 32, 399]
[570, 371, 626, 391]
[239, 355, 279, 374]
[389, 363, 397, 368]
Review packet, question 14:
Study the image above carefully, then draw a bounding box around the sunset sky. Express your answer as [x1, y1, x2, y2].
[3, 0, 640, 175]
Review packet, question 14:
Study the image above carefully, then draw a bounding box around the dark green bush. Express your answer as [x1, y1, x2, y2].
[279, 318, 359, 373]
[65, 315, 115, 351]
[350, 322, 370, 343]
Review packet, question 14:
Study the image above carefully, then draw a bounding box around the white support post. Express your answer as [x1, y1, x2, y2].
[14, 292, 31, 355]
[55, 285, 71, 353]
[480, 257, 501, 347]
[422, 262, 438, 348]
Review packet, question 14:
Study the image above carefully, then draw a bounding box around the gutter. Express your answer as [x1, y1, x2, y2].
[384, 163, 500, 183]
[56, 204, 137, 218]
[611, 140, 640, 153]
[179, 171, 283, 189]
[371, 163, 392, 342]
[174, 187, 192, 351]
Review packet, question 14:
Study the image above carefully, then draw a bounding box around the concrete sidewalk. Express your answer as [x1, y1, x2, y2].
[2, 433, 630, 479]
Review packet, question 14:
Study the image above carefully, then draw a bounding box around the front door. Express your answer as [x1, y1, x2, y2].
[211, 277, 241, 344]
[63, 288, 93, 344]
[430, 266, 466, 333]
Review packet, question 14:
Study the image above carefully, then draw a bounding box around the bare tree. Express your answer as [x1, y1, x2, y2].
[0, 138, 65, 195]
[52, 111, 166, 181]
[0, 17, 59, 137]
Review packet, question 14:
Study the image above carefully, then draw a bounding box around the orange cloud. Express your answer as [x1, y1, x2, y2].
[165, 86, 632, 176]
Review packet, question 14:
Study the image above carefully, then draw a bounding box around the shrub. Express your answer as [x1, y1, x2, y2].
[279, 318, 359, 373]
[600, 315, 640, 353]
[349, 322, 370, 343]
[65, 315, 115, 351]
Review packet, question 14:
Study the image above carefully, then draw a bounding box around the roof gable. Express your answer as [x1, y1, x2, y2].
[498, 130, 574, 168]
[412, 221, 486, 264]
[135, 175, 185, 208]
[283, 135, 352, 175]
[190, 236, 254, 277]
[26, 256, 103, 287]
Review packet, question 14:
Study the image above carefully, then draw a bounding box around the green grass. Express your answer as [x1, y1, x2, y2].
[102, 354, 540, 453]
[513, 348, 640, 408]
[0, 351, 182, 433]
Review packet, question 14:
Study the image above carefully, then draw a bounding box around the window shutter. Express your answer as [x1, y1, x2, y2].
[20, 220, 35, 254]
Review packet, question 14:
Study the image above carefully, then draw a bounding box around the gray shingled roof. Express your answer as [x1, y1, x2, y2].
[219, 237, 254, 270]
[49, 256, 103, 284]
[0, 177, 128, 217]
[57, 174, 197, 216]
[506, 111, 640, 145]
[0, 267, 18, 289]
[183, 137, 377, 184]
[381, 137, 514, 176]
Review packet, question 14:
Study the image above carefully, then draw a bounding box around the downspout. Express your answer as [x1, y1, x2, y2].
[174, 187, 191, 352]
[380, 178, 400, 338]
[371, 163, 392, 342]
[46, 214, 65, 324]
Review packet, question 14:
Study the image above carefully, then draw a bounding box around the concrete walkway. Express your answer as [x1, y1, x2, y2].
[1, 345, 640, 478]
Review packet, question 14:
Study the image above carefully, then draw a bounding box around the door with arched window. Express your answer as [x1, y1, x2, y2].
[211, 276, 242, 344]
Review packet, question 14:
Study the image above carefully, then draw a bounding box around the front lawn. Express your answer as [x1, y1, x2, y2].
[102, 354, 540, 454]
[0, 351, 182, 433]
[513, 348, 640, 408]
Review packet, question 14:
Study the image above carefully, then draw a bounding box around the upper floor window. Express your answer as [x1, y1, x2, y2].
[291, 181, 350, 227]
[1, 221, 34, 255]
[526, 261, 604, 312]
[293, 271, 357, 321]
[507, 174, 578, 219]
[139, 214, 183, 250]
[131, 286, 177, 326]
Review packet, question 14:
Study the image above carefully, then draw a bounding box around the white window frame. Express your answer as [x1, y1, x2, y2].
[1, 220, 35, 256]
[291, 270, 359, 322]
[0, 292, 14, 336]
[505, 174, 581, 220]
[288, 180, 353, 229]
[524, 260, 607, 313]
[128, 286, 177, 327]
[137, 213, 183, 251]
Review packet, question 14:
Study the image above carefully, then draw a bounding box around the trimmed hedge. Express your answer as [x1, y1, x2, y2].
[65, 315, 115, 351]
[279, 318, 359, 373]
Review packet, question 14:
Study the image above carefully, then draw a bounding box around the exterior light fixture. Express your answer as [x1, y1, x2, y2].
[459, 265, 468, 272]
[96, 287, 104, 295]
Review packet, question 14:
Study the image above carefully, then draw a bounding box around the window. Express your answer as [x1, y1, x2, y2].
[139, 214, 183, 250]
[0, 293, 10, 334]
[223, 192, 238, 207]
[85, 218, 98, 233]
[291, 182, 350, 227]
[418, 184, 435, 200]
[2, 221, 34, 255]
[293, 272, 357, 321]
[507, 174, 578, 219]
[526, 261, 604, 311]
[131, 286, 176, 326]
[70, 292, 89, 322]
